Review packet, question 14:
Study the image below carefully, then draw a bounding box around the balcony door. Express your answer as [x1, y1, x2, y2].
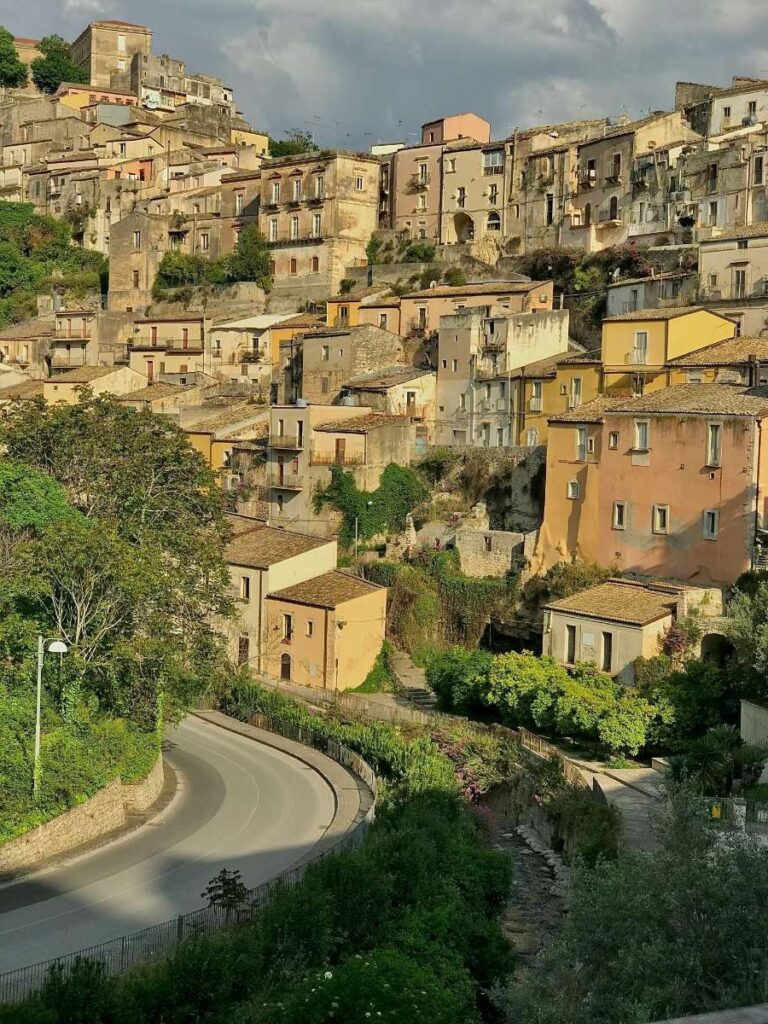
[335, 438, 346, 463]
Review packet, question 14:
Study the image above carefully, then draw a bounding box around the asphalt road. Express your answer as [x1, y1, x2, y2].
[0, 716, 336, 973]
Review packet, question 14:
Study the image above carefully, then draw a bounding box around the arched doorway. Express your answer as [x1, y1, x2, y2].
[280, 653, 291, 681]
[486, 211, 501, 233]
[453, 212, 474, 243]
[609, 195, 619, 220]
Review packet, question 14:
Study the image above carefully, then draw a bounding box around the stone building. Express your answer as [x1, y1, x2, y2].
[71, 20, 153, 89]
[439, 140, 506, 246]
[300, 325, 405, 404]
[698, 224, 768, 336]
[107, 210, 170, 313]
[605, 272, 698, 318]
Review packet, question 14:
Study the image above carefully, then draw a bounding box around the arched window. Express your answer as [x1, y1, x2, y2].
[609, 196, 619, 220]
[584, 203, 591, 226]
[280, 653, 291, 681]
[311, 256, 319, 274]
[486, 211, 501, 232]
[289, 258, 297, 275]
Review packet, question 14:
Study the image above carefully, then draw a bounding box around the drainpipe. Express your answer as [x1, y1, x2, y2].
[322, 607, 329, 689]
[755, 418, 764, 570]
[257, 569, 264, 672]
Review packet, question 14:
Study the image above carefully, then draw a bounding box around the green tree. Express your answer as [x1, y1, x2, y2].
[0, 27, 28, 88]
[31, 35, 87, 94]
[727, 582, 768, 692]
[226, 224, 272, 287]
[268, 129, 318, 157]
[0, 460, 82, 535]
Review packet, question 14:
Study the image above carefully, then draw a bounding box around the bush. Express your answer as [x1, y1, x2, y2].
[313, 463, 428, 546]
[443, 265, 467, 286]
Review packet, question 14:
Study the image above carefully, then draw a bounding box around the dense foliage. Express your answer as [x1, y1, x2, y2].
[505, 788, 768, 1023]
[8, 683, 515, 1022]
[0, 396, 233, 842]
[31, 35, 87, 94]
[427, 647, 655, 756]
[268, 129, 319, 157]
[314, 462, 428, 546]
[0, 203, 107, 327]
[153, 226, 272, 294]
[0, 28, 28, 88]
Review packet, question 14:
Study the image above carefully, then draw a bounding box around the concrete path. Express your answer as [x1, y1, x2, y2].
[0, 715, 339, 972]
[574, 761, 663, 852]
[389, 648, 437, 709]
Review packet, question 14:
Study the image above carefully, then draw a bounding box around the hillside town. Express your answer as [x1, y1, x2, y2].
[3, 15, 768, 1024]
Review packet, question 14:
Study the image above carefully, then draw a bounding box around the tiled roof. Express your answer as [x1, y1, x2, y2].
[606, 271, 694, 289]
[47, 366, 115, 384]
[0, 380, 43, 401]
[544, 580, 677, 626]
[344, 367, 432, 390]
[404, 280, 540, 299]
[226, 524, 330, 569]
[667, 337, 768, 367]
[183, 404, 268, 434]
[118, 382, 197, 401]
[0, 316, 54, 340]
[268, 570, 383, 609]
[314, 413, 410, 433]
[550, 384, 768, 421]
[508, 354, 561, 380]
[276, 313, 326, 329]
[557, 349, 602, 365]
[603, 305, 733, 323]
[700, 222, 768, 243]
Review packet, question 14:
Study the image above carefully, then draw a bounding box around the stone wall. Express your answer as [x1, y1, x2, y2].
[0, 756, 164, 878]
[456, 526, 524, 578]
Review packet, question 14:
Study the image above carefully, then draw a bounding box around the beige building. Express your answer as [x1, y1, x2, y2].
[42, 365, 144, 404]
[223, 513, 337, 672]
[300, 325, 405, 404]
[107, 210, 170, 314]
[698, 224, 768, 336]
[434, 307, 569, 446]
[266, 570, 387, 690]
[605, 272, 698, 318]
[398, 280, 554, 337]
[71, 20, 152, 89]
[128, 316, 209, 381]
[439, 141, 506, 246]
[339, 367, 436, 442]
[259, 150, 380, 303]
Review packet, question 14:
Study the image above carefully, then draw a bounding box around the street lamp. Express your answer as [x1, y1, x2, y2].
[34, 636, 68, 799]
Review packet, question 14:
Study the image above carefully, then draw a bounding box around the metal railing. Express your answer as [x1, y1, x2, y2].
[309, 451, 365, 466]
[0, 715, 377, 1005]
[268, 434, 303, 449]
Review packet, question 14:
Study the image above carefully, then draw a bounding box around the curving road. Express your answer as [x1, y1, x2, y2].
[0, 716, 336, 973]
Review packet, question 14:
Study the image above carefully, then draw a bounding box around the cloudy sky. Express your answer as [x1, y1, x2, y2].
[4, 0, 768, 147]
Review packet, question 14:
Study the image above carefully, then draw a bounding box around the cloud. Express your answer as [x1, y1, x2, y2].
[3, 0, 768, 146]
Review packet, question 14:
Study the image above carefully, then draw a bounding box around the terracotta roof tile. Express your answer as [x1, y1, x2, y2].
[543, 580, 677, 626]
[0, 380, 43, 401]
[604, 305, 734, 323]
[700, 222, 768, 242]
[268, 569, 383, 608]
[226, 525, 331, 569]
[344, 367, 432, 390]
[404, 280, 542, 299]
[550, 383, 768, 421]
[314, 413, 410, 433]
[667, 337, 768, 367]
[47, 366, 115, 384]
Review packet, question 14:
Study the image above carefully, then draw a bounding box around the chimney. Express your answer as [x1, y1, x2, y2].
[748, 353, 760, 388]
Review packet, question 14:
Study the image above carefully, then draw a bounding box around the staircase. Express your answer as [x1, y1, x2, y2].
[389, 649, 438, 710]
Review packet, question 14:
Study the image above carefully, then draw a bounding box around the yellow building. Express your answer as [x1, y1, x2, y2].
[230, 126, 269, 154]
[601, 307, 736, 396]
[182, 405, 269, 472]
[43, 365, 145, 404]
[267, 312, 326, 367]
[664, 335, 768, 386]
[512, 351, 602, 447]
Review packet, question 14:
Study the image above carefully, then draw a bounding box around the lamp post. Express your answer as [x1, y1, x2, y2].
[34, 636, 68, 799]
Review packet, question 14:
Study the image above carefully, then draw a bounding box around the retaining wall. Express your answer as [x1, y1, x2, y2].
[0, 755, 164, 878]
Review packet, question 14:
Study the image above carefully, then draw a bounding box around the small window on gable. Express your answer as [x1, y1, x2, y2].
[567, 480, 580, 500]
[652, 504, 669, 535]
[608, 431, 619, 450]
[612, 501, 626, 530]
[703, 508, 719, 539]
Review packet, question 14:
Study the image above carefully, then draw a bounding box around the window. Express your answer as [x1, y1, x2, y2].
[634, 419, 649, 451]
[546, 193, 554, 225]
[150, 325, 158, 344]
[737, 239, 748, 250]
[290, 215, 299, 239]
[707, 422, 722, 466]
[653, 504, 669, 534]
[269, 217, 278, 241]
[289, 257, 297, 275]
[723, 105, 731, 119]
[418, 163, 428, 183]
[200, 231, 209, 251]
[459, 393, 466, 410]
[355, 175, 365, 190]
[306, 620, 314, 637]
[526, 427, 539, 446]
[445, 157, 456, 173]
[608, 431, 619, 450]
[240, 576, 250, 600]
[452, 358, 458, 372]
[235, 192, 244, 215]
[418, 307, 427, 329]
[292, 178, 302, 201]
[609, 195, 619, 220]
[132, 230, 141, 250]
[583, 202, 591, 226]
[483, 150, 503, 174]
[117, 58, 126, 72]
[321, 376, 329, 394]
[612, 152, 622, 179]
[321, 344, 330, 361]
[457, 186, 466, 208]
[570, 376, 582, 408]
[312, 213, 322, 237]
[484, 535, 493, 553]
[734, 267, 747, 299]
[237, 636, 249, 665]
[565, 624, 576, 664]
[132, 270, 140, 288]
[310, 255, 319, 274]
[486, 211, 501, 231]
[489, 183, 498, 204]
[612, 501, 626, 530]
[119, 142, 126, 157]
[417, 193, 426, 211]
[117, 33, 126, 52]
[315, 174, 324, 197]
[576, 427, 587, 461]
[567, 480, 580, 500]
[379, 313, 388, 330]
[271, 181, 280, 203]
[756, 156, 764, 186]
[601, 632, 613, 673]
[749, 99, 758, 117]
[530, 380, 543, 411]
[703, 509, 719, 539]
[282, 613, 293, 642]
[709, 200, 718, 225]
[633, 330, 648, 364]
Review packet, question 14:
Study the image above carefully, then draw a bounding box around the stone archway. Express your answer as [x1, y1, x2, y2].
[453, 212, 474, 243]
[701, 632, 735, 667]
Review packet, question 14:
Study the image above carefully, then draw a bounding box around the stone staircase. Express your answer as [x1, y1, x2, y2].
[389, 649, 438, 710]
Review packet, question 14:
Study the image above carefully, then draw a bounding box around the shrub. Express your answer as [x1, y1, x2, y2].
[443, 265, 467, 286]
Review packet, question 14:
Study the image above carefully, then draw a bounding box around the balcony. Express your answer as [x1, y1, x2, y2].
[305, 193, 325, 205]
[54, 329, 92, 341]
[269, 471, 303, 490]
[407, 172, 430, 192]
[625, 349, 649, 366]
[578, 171, 597, 190]
[50, 352, 88, 369]
[239, 350, 264, 363]
[309, 450, 365, 467]
[268, 433, 303, 449]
